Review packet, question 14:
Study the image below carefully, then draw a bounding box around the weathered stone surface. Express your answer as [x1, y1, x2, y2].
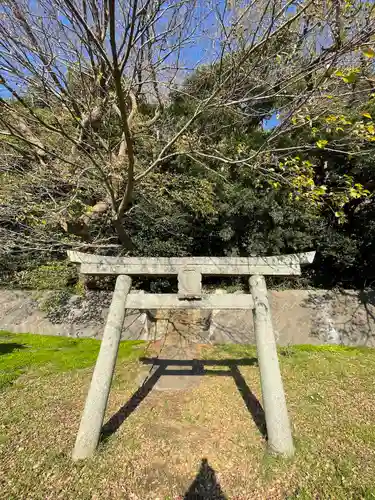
[270, 290, 316, 345]
[68, 250, 316, 267]
[306, 289, 375, 346]
[178, 269, 202, 298]
[1, 288, 375, 346]
[70, 248, 316, 277]
[124, 292, 253, 309]
[207, 290, 255, 344]
[250, 275, 294, 456]
[73, 275, 132, 460]
[0, 289, 156, 341]
[149, 310, 205, 391]
[79, 262, 302, 276]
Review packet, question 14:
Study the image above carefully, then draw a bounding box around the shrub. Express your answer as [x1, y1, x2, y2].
[12, 262, 78, 290]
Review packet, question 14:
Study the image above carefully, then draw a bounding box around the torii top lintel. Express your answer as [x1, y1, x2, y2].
[67, 250, 316, 276]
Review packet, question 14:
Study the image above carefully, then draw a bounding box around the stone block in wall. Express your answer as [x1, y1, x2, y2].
[120, 310, 150, 340]
[307, 289, 375, 346]
[269, 290, 317, 345]
[100, 292, 162, 342]
[207, 289, 320, 345]
[207, 290, 255, 344]
[146, 309, 204, 342]
[0, 289, 157, 341]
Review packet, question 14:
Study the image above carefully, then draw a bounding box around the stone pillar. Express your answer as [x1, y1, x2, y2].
[249, 275, 294, 457]
[72, 274, 132, 460]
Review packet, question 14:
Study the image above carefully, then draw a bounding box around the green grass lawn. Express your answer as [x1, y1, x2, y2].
[0, 331, 144, 390]
[1, 331, 375, 499]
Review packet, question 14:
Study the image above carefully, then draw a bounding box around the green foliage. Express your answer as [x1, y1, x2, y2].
[2, 47, 375, 290]
[316, 139, 328, 149]
[13, 262, 78, 290]
[335, 67, 361, 84]
[73, 279, 86, 296]
[362, 47, 375, 59]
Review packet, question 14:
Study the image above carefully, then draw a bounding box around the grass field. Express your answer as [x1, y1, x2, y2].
[1, 331, 375, 499]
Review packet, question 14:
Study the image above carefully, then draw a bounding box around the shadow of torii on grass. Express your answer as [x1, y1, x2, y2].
[100, 357, 267, 442]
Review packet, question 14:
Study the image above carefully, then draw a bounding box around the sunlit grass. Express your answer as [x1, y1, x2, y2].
[1, 333, 375, 498]
[0, 331, 144, 389]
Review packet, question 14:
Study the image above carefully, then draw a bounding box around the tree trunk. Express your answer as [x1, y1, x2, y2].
[112, 217, 135, 250]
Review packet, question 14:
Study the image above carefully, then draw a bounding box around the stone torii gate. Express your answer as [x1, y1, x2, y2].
[67, 250, 315, 460]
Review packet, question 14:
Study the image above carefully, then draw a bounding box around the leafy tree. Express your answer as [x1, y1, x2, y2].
[1, 0, 375, 290]
[1, 0, 374, 254]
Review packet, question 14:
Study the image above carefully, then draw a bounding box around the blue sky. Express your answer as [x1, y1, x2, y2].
[1, 1, 299, 109]
[263, 113, 280, 130]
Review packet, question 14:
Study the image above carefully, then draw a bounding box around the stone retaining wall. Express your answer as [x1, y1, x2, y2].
[1, 288, 374, 346]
